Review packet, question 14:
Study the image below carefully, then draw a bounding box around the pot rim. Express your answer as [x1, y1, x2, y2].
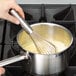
[17, 22, 73, 55]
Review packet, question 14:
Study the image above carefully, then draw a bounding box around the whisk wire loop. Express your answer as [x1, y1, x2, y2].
[30, 31, 56, 54]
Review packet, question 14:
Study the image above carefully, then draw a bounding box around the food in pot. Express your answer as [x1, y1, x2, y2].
[18, 24, 72, 54]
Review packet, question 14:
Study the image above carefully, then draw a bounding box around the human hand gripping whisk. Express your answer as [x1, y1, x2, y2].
[10, 9, 56, 54]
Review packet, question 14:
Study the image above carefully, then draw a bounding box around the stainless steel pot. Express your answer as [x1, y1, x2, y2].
[0, 23, 73, 75]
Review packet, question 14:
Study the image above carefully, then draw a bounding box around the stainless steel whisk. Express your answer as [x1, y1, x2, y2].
[10, 9, 56, 54]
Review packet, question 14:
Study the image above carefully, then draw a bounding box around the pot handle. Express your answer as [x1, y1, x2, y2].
[0, 53, 29, 67]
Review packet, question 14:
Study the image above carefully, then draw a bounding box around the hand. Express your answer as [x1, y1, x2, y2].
[0, 67, 5, 76]
[0, 0, 24, 24]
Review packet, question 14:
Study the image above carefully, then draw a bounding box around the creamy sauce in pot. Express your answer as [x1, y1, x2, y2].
[18, 24, 72, 54]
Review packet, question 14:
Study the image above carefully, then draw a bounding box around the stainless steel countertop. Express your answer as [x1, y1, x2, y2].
[17, 0, 76, 4]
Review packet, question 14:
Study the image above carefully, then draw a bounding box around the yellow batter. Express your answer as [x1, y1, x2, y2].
[17, 24, 72, 54]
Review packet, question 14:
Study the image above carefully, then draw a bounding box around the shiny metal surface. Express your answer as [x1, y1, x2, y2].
[0, 54, 27, 67]
[17, 23, 73, 75]
[0, 23, 73, 75]
[30, 52, 68, 74]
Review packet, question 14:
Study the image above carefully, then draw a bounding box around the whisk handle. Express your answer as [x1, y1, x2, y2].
[10, 9, 33, 34]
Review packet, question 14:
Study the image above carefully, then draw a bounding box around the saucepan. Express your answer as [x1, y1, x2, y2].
[0, 22, 73, 75]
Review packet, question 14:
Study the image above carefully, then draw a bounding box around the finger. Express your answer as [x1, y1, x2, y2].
[12, 4, 25, 19]
[5, 14, 20, 24]
[0, 67, 5, 75]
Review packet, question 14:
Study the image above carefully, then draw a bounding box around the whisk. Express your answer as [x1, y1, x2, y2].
[10, 9, 56, 54]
